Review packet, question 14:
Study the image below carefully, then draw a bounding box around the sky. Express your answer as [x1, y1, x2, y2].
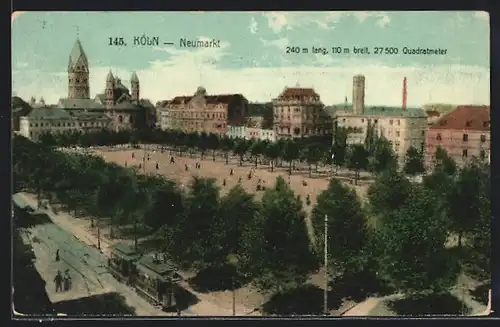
[12, 11, 490, 107]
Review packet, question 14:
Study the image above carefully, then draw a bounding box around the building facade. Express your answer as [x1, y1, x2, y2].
[334, 106, 428, 160]
[19, 107, 111, 141]
[425, 105, 490, 167]
[259, 129, 276, 142]
[157, 87, 248, 135]
[272, 87, 332, 139]
[56, 38, 155, 132]
[227, 125, 247, 139]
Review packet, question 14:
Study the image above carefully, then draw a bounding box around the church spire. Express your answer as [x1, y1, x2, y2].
[68, 36, 90, 99]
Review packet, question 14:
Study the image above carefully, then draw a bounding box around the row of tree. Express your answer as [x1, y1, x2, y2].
[14, 134, 490, 301]
[38, 127, 427, 183]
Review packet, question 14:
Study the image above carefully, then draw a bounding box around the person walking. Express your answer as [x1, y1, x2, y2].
[54, 270, 63, 292]
[55, 249, 60, 262]
[63, 270, 72, 291]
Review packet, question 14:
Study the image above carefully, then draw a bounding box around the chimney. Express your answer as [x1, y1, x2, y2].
[402, 77, 407, 110]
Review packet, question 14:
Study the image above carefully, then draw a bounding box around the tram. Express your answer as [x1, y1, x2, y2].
[108, 243, 181, 311]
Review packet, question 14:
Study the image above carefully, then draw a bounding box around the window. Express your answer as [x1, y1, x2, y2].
[389, 120, 393, 125]
[397, 120, 400, 126]
[462, 134, 468, 142]
[462, 149, 468, 157]
[436, 133, 442, 141]
[361, 119, 364, 123]
[396, 131, 400, 137]
[395, 142, 400, 152]
[374, 119, 378, 123]
[421, 130, 425, 136]
[480, 150, 486, 159]
[480, 134, 486, 143]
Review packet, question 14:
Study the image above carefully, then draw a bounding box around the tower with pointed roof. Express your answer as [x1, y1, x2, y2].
[68, 38, 90, 99]
[131, 72, 140, 102]
[105, 70, 115, 109]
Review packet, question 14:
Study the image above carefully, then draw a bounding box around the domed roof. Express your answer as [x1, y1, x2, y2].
[196, 86, 207, 95]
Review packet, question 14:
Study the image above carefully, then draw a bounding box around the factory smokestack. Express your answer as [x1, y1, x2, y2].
[402, 77, 407, 110]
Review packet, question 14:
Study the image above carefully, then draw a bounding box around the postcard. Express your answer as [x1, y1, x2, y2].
[12, 11, 491, 318]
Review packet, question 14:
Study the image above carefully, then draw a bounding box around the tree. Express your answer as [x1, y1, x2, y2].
[467, 163, 490, 281]
[448, 161, 487, 248]
[304, 143, 323, 177]
[311, 179, 368, 280]
[173, 177, 223, 269]
[368, 136, 397, 173]
[249, 140, 266, 168]
[375, 185, 460, 296]
[434, 146, 457, 176]
[367, 167, 412, 221]
[264, 142, 281, 172]
[237, 177, 318, 294]
[143, 178, 184, 232]
[331, 126, 349, 169]
[346, 144, 369, 185]
[233, 138, 249, 166]
[217, 185, 260, 258]
[403, 146, 425, 176]
[282, 139, 300, 174]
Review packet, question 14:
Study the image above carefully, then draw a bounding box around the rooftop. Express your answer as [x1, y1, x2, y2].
[278, 87, 319, 98]
[26, 107, 73, 119]
[429, 105, 490, 131]
[109, 243, 141, 261]
[136, 253, 177, 281]
[333, 104, 426, 118]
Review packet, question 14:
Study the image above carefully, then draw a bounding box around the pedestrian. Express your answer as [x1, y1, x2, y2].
[156, 162, 159, 170]
[185, 164, 189, 171]
[54, 270, 63, 292]
[63, 270, 72, 291]
[55, 249, 60, 262]
[125, 161, 127, 167]
[223, 178, 226, 186]
[132, 152, 135, 159]
[230, 168, 233, 176]
[238, 177, 242, 183]
[139, 163, 142, 169]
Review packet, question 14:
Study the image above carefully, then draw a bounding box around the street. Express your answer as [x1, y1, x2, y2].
[16, 192, 259, 316]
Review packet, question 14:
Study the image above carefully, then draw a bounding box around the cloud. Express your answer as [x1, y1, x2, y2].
[262, 12, 392, 32]
[375, 14, 391, 28]
[260, 37, 289, 49]
[13, 43, 489, 108]
[249, 17, 258, 34]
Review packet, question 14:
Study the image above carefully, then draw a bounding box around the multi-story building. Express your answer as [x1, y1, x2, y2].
[335, 106, 428, 158]
[259, 129, 276, 142]
[157, 87, 248, 135]
[246, 127, 261, 140]
[272, 87, 332, 139]
[54, 38, 155, 132]
[333, 76, 428, 161]
[227, 125, 247, 139]
[19, 106, 111, 141]
[425, 105, 490, 167]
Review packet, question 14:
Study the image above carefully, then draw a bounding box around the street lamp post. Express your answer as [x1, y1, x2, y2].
[324, 214, 328, 315]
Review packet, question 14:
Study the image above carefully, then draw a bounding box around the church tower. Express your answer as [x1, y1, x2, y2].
[105, 70, 115, 109]
[131, 72, 140, 102]
[68, 38, 90, 99]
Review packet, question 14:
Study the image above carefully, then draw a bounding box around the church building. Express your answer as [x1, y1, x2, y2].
[57, 38, 156, 131]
